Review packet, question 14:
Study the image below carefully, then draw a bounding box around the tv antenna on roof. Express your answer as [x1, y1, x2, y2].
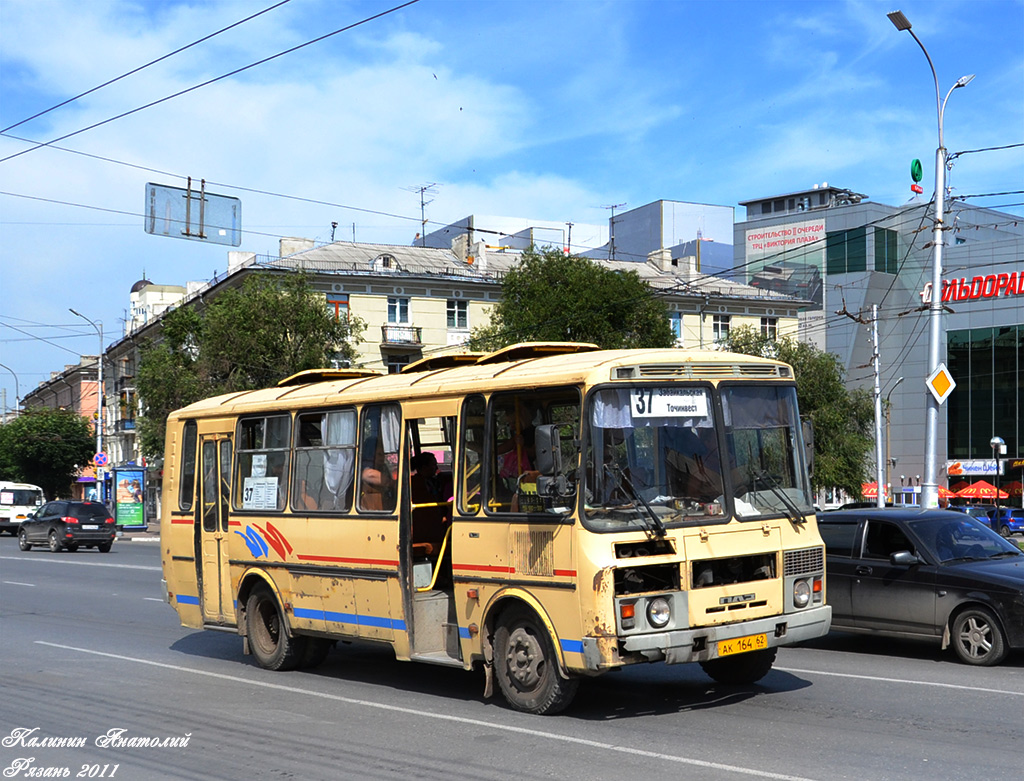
[404, 183, 439, 246]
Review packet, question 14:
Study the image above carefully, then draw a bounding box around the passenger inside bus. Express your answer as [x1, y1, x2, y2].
[360, 436, 395, 511]
[410, 452, 451, 555]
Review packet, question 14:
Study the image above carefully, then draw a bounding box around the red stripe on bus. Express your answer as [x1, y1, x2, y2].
[297, 554, 398, 567]
[228, 520, 242, 526]
[453, 563, 515, 574]
[553, 569, 576, 577]
[170, 518, 192, 525]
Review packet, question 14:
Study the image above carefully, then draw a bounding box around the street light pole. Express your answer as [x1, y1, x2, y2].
[70, 308, 104, 502]
[991, 436, 1005, 528]
[885, 376, 904, 502]
[887, 10, 975, 509]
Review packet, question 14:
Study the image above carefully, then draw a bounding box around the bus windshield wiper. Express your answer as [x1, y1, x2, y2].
[754, 470, 806, 525]
[604, 463, 665, 538]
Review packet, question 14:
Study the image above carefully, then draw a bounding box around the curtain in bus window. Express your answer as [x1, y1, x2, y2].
[359, 405, 399, 512]
[324, 411, 356, 511]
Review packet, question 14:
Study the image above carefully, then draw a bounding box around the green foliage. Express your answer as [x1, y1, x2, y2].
[136, 272, 365, 459]
[0, 408, 95, 499]
[468, 247, 677, 351]
[722, 326, 874, 496]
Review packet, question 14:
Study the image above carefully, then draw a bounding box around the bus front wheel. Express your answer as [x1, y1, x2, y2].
[246, 586, 305, 671]
[493, 606, 578, 715]
[700, 647, 777, 685]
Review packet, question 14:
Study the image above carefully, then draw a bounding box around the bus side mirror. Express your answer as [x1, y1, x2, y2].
[535, 424, 562, 476]
[802, 419, 815, 478]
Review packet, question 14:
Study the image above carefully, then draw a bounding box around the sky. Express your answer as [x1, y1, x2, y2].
[1, 0, 1022, 414]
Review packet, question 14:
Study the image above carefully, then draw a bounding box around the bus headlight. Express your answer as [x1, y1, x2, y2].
[793, 579, 811, 608]
[647, 597, 671, 628]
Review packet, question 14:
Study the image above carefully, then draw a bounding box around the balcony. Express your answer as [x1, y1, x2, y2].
[115, 419, 137, 432]
[380, 324, 422, 348]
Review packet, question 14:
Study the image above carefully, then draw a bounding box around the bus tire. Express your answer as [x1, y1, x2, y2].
[700, 647, 777, 685]
[298, 638, 334, 669]
[246, 585, 305, 671]
[494, 605, 579, 715]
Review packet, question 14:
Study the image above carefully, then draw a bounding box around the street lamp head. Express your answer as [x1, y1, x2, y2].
[990, 435, 1005, 449]
[887, 10, 912, 31]
[955, 74, 976, 89]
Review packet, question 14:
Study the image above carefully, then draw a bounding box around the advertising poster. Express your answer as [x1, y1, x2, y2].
[113, 467, 147, 529]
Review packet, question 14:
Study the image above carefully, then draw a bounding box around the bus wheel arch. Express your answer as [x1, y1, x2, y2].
[483, 593, 579, 715]
[243, 579, 306, 671]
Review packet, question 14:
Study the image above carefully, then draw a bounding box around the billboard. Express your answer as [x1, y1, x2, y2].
[145, 181, 241, 246]
[113, 466, 147, 529]
[744, 219, 825, 308]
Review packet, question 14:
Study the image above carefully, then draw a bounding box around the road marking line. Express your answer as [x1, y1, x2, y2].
[3, 580, 35, 587]
[776, 666, 1023, 697]
[36, 641, 817, 781]
[0, 555, 159, 571]
[143, 597, 164, 602]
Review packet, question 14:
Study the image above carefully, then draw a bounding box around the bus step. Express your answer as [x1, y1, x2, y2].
[409, 650, 464, 668]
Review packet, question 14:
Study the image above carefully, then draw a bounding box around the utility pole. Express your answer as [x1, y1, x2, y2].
[565, 222, 573, 255]
[872, 305, 885, 508]
[70, 309, 104, 503]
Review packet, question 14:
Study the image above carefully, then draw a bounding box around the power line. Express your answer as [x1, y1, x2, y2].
[0, 0, 421, 165]
[0, 0, 293, 135]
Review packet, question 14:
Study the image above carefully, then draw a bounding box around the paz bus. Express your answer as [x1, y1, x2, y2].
[0, 481, 45, 535]
[161, 342, 830, 714]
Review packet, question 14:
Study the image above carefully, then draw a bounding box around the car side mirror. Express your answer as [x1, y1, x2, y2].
[890, 550, 920, 566]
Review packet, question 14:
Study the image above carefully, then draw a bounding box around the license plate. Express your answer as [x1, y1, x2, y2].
[717, 633, 767, 657]
[82, 524, 99, 530]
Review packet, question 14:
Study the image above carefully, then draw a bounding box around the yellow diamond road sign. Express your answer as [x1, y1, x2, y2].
[926, 363, 956, 405]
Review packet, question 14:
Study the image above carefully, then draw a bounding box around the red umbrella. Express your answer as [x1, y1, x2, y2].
[938, 486, 956, 499]
[1002, 480, 1024, 497]
[950, 480, 970, 493]
[861, 482, 888, 498]
[955, 480, 1009, 500]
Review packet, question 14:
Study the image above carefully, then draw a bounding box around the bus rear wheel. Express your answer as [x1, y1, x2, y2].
[700, 647, 777, 685]
[246, 586, 305, 671]
[493, 606, 578, 715]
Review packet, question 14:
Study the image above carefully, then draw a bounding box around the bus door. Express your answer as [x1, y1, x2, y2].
[197, 435, 234, 625]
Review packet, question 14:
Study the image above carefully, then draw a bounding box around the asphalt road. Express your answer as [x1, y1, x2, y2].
[1, 535, 1021, 781]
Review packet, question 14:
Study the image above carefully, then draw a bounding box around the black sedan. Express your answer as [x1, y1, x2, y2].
[19, 500, 116, 553]
[818, 508, 1024, 666]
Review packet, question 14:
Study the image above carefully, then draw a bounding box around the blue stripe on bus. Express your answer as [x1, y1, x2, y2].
[293, 606, 406, 632]
[560, 638, 584, 654]
[176, 595, 200, 606]
[459, 626, 472, 639]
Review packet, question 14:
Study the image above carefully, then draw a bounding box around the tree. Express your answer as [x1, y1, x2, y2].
[0, 408, 95, 499]
[722, 326, 874, 497]
[468, 247, 677, 351]
[136, 272, 365, 459]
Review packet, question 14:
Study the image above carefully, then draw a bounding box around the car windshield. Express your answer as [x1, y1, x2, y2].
[910, 515, 1022, 563]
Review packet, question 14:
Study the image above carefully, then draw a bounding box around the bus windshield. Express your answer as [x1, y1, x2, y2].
[583, 384, 812, 530]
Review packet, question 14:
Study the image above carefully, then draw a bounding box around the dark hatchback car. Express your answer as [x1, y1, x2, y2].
[19, 500, 116, 553]
[818, 508, 1024, 666]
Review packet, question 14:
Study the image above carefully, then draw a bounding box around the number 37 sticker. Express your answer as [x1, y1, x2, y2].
[630, 387, 709, 418]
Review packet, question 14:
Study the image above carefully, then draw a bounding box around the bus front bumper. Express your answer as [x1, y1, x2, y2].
[593, 605, 832, 667]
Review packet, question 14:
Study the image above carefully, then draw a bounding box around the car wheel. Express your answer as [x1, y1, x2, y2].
[18, 529, 31, 551]
[700, 647, 778, 685]
[951, 607, 1008, 666]
[98, 542, 112, 553]
[999, 525, 1011, 538]
[246, 585, 305, 671]
[48, 530, 63, 553]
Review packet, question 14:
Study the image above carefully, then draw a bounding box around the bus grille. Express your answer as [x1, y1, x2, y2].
[512, 530, 554, 576]
[636, 363, 790, 379]
[784, 547, 823, 576]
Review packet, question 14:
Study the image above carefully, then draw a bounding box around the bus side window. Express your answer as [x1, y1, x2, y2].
[358, 404, 400, 513]
[459, 395, 485, 515]
[179, 420, 198, 511]
[235, 414, 291, 512]
[292, 409, 356, 512]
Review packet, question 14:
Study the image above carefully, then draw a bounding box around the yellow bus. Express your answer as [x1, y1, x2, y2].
[161, 342, 830, 714]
